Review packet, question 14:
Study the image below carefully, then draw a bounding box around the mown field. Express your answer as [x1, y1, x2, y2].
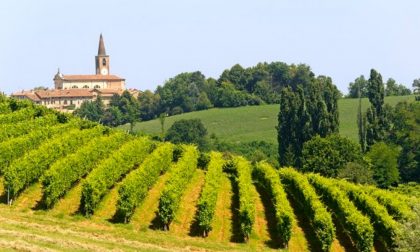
[124, 95, 415, 144]
[0, 98, 419, 251]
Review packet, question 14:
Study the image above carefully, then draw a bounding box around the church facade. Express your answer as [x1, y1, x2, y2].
[12, 34, 132, 111]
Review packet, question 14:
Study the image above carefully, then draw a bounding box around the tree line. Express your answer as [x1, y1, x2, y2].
[347, 75, 415, 98]
[75, 62, 342, 126]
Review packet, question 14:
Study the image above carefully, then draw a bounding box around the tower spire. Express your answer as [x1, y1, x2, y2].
[98, 33, 106, 56]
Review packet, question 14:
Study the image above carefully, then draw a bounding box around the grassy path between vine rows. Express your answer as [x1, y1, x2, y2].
[170, 169, 205, 236]
[93, 182, 121, 221]
[51, 181, 83, 216]
[12, 182, 43, 211]
[131, 170, 173, 231]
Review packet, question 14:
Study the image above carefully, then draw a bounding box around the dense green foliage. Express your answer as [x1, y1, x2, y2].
[277, 72, 340, 168]
[388, 102, 420, 182]
[157, 145, 198, 229]
[361, 69, 389, 149]
[279, 168, 335, 252]
[41, 132, 129, 208]
[307, 174, 374, 252]
[348, 75, 411, 98]
[254, 162, 294, 246]
[196, 152, 225, 236]
[302, 134, 362, 177]
[396, 201, 420, 252]
[337, 179, 401, 249]
[116, 143, 174, 222]
[4, 126, 104, 198]
[366, 142, 400, 188]
[81, 137, 153, 216]
[232, 156, 255, 241]
[165, 119, 208, 150]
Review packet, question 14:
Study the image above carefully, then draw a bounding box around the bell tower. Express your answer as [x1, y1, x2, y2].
[95, 34, 110, 75]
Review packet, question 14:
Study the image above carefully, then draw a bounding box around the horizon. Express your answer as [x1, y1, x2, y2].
[1, 0, 419, 95]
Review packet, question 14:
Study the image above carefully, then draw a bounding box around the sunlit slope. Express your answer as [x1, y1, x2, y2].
[125, 95, 415, 144]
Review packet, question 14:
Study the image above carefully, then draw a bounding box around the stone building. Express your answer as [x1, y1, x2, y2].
[11, 34, 133, 112]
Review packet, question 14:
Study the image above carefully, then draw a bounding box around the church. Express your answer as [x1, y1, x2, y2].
[12, 35, 135, 111]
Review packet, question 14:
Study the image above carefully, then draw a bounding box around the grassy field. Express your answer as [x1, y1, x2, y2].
[123, 95, 415, 144]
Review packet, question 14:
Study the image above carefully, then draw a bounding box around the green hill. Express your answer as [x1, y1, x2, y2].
[123, 95, 415, 144]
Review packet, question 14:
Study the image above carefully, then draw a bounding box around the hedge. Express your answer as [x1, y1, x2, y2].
[81, 137, 154, 216]
[196, 151, 225, 236]
[254, 161, 294, 246]
[116, 142, 174, 223]
[279, 168, 335, 252]
[307, 173, 374, 252]
[4, 126, 105, 199]
[41, 131, 129, 208]
[157, 145, 198, 230]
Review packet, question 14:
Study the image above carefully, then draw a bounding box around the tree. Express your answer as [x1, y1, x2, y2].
[366, 142, 400, 188]
[337, 162, 374, 185]
[385, 78, 411, 96]
[413, 78, 420, 101]
[278, 72, 339, 168]
[302, 134, 363, 177]
[165, 119, 208, 150]
[347, 75, 368, 98]
[138, 90, 160, 121]
[361, 69, 389, 150]
[74, 96, 105, 122]
[278, 86, 310, 167]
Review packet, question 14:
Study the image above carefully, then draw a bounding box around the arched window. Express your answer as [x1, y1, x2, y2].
[102, 58, 106, 66]
[94, 85, 101, 89]
[83, 85, 89, 89]
[72, 85, 78, 89]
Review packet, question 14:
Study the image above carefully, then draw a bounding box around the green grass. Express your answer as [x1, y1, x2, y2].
[123, 95, 415, 144]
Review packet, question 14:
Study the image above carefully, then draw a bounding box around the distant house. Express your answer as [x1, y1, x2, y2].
[11, 34, 137, 112]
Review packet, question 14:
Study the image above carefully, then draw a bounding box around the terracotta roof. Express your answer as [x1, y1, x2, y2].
[93, 88, 124, 94]
[61, 75, 124, 81]
[35, 89, 94, 98]
[11, 91, 41, 102]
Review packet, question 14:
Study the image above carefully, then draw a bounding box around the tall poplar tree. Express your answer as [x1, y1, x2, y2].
[362, 69, 388, 150]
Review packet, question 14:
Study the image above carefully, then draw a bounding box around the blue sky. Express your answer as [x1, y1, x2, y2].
[1, 0, 419, 95]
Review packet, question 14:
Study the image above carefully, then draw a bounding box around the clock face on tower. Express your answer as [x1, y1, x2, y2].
[101, 68, 108, 75]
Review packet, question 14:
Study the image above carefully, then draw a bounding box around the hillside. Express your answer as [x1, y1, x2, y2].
[0, 98, 417, 251]
[124, 95, 415, 144]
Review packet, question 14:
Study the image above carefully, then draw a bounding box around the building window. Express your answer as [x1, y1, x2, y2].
[94, 85, 101, 89]
[83, 85, 89, 89]
[102, 58, 106, 66]
[72, 85, 78, 89]
[64, 100, 67, 105]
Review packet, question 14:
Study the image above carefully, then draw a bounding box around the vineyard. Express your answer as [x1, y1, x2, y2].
[0, 97, 418, 251]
